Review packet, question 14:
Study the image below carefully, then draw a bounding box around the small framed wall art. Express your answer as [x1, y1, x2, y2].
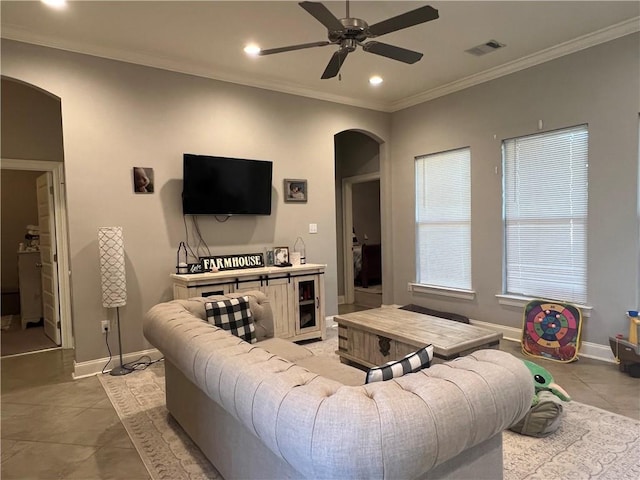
[133, 167, 154, 193]
[284, 179, 307, 203]
[273, 246, 289, 266]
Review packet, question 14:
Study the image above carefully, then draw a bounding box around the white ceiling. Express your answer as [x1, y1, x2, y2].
[2, 1, 639, 112]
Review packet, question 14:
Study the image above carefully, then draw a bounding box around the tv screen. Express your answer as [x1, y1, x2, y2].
[182, 154, 273, 215]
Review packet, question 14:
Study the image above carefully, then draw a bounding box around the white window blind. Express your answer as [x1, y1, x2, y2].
[503, 125, 588, 304]
[415, 148, 471, 289]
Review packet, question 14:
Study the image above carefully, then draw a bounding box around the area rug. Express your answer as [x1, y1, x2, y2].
[100, 334, 640, 480]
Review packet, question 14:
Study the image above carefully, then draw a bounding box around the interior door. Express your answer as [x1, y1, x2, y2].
[36, 172, 61, 345]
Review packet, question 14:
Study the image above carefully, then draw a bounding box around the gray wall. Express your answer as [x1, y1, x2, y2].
[2, 31, 638, 362]
[1, 39, 390, 363]
[1, 77, 64, 161]
[390, 33, 640, 345]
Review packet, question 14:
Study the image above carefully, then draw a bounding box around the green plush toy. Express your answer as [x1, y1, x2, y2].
[523, 360, 571, 405]
[510, 360, 571, 437]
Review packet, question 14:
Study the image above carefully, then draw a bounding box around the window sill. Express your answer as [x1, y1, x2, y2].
[408, 283, 476, 300]
[495, 294, 592, 318]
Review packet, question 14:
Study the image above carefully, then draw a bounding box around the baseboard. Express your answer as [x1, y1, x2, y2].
[469, 318, 616, 364]
[73, 348, 163, 379]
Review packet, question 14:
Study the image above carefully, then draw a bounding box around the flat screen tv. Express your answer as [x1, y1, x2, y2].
[182, 154, 273, 215]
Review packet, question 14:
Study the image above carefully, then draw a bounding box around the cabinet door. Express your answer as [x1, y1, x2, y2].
[294, 276, 320, 335]
[263, 277, 294, 339]
[233, 278, 294, 339]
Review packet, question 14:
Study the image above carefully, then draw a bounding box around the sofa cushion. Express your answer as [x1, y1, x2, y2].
[205, 296, 256, 344]
[365, 345, 434, 383]
[257, 337, 314, 363]
[296, 356, 365, 386]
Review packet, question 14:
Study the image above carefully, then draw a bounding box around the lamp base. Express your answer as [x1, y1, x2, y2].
[109, 365, 133, 376]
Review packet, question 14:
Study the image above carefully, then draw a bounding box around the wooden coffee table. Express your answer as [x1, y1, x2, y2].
[334, 308, 502, 369]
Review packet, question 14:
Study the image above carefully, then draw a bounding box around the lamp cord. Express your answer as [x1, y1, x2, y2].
[101, 331, 113, 374]
[101, 311, 164, 374]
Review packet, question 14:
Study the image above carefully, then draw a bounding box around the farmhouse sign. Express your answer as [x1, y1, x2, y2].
[201, 253, 265, 272]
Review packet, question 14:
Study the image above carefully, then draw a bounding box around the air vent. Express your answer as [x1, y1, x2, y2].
[465, 39, 506, 56]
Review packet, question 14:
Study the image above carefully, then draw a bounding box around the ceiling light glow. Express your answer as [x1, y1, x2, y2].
[41, 0, 67, 9]
[369, 76, 383, 86]
[244, 44, 261, 56]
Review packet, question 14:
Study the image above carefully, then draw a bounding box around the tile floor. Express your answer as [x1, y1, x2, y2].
[1, 305, 638, 479]
[1, 349, 149, 480]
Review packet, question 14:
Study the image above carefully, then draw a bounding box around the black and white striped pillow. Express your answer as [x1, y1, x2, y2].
[205, 296, 256, 344]
[365, 345, 434, 383]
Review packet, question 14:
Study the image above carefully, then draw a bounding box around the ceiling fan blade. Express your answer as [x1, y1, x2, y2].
[321, 48, 349, 79]
[368, 5, 439, 37]
[362, 41, 423, 64]
[258, 41, 331, 56]
[299, 1, 344, 32]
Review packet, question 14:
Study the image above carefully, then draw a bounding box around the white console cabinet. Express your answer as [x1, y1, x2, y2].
[170, 263, 326, 342]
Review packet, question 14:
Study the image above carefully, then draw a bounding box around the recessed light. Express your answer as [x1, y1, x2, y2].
[244, 44, 261, 56]
[369, 76, 383, 86]
[41, 0, 67, 9]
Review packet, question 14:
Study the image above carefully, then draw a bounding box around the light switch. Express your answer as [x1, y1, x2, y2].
[309, 223, 318, 234]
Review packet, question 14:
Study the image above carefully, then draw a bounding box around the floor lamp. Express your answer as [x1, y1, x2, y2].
[98, 226, 131, 376]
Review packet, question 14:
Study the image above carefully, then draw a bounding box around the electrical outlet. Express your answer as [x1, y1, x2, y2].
[101, 320, 110, 333]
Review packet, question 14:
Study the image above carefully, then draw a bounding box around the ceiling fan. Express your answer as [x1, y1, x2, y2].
[257, 1, 439, 79]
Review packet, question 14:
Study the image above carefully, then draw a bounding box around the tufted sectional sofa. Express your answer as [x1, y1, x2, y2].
[143, 291, 534, 480]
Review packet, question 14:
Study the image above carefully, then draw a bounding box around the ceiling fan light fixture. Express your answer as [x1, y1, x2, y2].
[369, 75, 383, 86]
[256, 1, 439, 79]
[243, 44, 261, 56]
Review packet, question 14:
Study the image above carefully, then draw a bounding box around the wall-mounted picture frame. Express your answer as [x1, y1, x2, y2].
[284, 179, 307, 203]
[133, 167, 154, 193]
[273, 246, 289, 266]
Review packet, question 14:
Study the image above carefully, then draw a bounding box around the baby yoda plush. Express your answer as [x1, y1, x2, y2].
[510, 360, 570, 437]
[524, 359, 571, 405]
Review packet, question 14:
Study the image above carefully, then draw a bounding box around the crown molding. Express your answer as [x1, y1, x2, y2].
[3, 16, 638, 114]
[389, 16, 640, 112]
[0, 24, 388, 112]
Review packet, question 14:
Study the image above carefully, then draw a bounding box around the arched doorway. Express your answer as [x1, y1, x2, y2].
[1, 77, 73, 353]
[334, 129, 387, 310]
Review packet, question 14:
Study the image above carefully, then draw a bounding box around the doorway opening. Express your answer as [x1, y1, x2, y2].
[1, 159, 73, 356]
[334, 130, 384, 312]
[1, 76, 72, 357]
[343, 173, 382, 309]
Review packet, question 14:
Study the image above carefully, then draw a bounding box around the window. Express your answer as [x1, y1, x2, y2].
[415, 147, 471, 289]
[503, 125, 588, 304]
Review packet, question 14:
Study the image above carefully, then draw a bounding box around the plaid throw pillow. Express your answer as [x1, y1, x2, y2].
[365, 345, 434, 383]
[205, 296, 256, 344]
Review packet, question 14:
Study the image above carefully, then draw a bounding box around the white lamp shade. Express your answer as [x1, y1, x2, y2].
[98, 226, 127, 308]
